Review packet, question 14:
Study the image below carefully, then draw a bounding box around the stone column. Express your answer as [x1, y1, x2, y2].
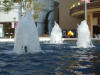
[87, 13, 93, 37]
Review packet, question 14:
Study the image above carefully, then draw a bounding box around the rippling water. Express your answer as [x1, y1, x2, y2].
[0, 42, 100, 75]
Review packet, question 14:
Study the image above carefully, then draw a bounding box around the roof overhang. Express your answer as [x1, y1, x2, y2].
[70, 1, 100, 17]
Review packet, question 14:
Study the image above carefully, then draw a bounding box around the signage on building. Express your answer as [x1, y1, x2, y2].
[15, 22, 18, 28]
[11, 21, 18, 28]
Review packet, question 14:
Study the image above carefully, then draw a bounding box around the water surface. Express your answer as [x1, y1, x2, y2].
[0, 42, 100, 75]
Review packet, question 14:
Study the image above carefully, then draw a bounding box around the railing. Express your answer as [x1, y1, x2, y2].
[69, 1, 84, 9]
[90, 0, 100, 2]
[69, 0, 100, 15]
[70, 0, 100, 9]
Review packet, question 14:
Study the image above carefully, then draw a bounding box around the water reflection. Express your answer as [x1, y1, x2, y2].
[90, 47, 100, 75]
[0, 43, 100, 75]
[55, 47, 100, 75]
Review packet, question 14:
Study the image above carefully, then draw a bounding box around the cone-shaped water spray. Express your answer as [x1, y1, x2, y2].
[50, 22, 63, 44]
[14, 10, 41, 54]
[77, 20, 93, 48]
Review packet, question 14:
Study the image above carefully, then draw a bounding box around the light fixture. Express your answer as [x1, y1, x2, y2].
[78, 2, 80, 5]
[73, 4, 75, 7]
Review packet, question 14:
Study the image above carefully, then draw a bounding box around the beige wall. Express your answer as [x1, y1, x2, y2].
[93, 17, 98, 25]
[54, 2, 59, 24]
[59, 0, 81, 30]
[59, 0, 100, 37]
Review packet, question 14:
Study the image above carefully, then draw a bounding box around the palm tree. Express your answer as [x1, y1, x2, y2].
[0, 0, 45, 20]
[22, 0, 45, 20]
[0, 0, 14, 12]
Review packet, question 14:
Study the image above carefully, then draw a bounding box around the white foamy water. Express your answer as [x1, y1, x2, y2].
[50, 22, 63, 44]
[14, 10, 41, 54]
[77, 20, 93, 48]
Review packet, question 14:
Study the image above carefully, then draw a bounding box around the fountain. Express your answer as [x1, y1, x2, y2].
[77, 20, 93, 48]
[50, 22, 63, 44]
[14, 10, 41, 54]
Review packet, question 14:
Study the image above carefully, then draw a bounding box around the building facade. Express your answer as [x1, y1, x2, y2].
[59, 0, 100, 38]
[0, 0, 56, 38]
[36, 0, 55, 36]
[0, 2, 18, 38]
[59, 0, 81, 38]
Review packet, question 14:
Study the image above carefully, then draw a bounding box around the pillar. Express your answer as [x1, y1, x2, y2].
[87, 13, 93, 38]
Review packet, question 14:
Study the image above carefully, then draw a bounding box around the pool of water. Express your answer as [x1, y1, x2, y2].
[0, 42, 100, 75]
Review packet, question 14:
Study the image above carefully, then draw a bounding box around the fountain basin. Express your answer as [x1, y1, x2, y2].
[0, 38, 100, 43]
[0, 41, 100, 75]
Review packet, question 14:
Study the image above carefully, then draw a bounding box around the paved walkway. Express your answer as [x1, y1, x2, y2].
[0, 37, 100, 42]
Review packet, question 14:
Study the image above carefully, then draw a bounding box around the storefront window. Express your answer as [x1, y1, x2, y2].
[0, 24, 4, 37]
[98, 17, 100, 25]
